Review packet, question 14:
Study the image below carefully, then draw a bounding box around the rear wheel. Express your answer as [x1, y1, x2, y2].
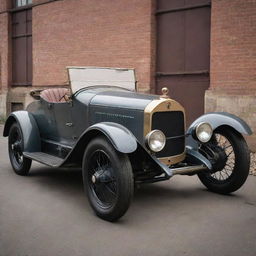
[8, 123, 32, 175]
[198, 127, 250, 194]
[82, 137, 134, 221]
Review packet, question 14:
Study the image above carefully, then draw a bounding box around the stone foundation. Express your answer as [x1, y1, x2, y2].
[0, 92, 7, 121]
[6, 87, 36, 114]
[0, 87, 46, 116]
[205, 90, 256, 152]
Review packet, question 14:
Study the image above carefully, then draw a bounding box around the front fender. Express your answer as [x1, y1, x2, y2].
[186, 112, 252, 148]
[78, 122, 137, 154]
[63, 122, 138, 166]
[3, 111, 41, 152]
[187, 112, 252, 135]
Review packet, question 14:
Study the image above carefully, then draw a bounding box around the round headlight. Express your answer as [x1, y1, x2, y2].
[195, 122, 213, 143]
[146, 130, 166, 152]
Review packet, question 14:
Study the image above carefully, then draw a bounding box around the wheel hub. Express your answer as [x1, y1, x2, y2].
[204, 144, 227, 172]
[215, 148, 227, 171]
[12, 141, 22, 151]
[92, 175, 97, 184]
[91, 168, 113, 184]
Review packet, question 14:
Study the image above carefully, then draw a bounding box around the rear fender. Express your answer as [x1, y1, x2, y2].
[3, 111, 41, 152]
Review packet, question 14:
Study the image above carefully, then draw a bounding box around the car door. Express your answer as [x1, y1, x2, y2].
[53, 102, 75, 146]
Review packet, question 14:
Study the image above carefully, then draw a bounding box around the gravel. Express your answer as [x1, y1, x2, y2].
[250, 152, 256, 176]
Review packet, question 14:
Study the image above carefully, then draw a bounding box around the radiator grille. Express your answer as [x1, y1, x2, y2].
[152, 111, 185, 158]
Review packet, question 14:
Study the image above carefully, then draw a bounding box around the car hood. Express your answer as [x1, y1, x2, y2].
[75, 87, 159, 110]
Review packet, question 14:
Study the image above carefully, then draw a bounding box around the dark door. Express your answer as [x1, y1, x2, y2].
[12, 1, 32, 86]
[34, 101, 74, 145]
[156, 0, 211, 125]
[54, 103, 75, 145]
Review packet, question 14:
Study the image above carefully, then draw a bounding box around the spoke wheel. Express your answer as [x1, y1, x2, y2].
[8, 123, 32, 175]
[198, 127, 250, 194]
[88, 150, 118, 208]
[82, 137, 134, 221]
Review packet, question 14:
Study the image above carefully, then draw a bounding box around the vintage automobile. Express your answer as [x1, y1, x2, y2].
[3, 67, 252, 221]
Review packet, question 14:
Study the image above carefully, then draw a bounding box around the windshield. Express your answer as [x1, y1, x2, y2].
[67, 67, 136, 94]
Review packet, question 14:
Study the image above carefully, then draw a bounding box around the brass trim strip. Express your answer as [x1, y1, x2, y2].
[159, 153, 186, 166]
[144, 98, 186, 165]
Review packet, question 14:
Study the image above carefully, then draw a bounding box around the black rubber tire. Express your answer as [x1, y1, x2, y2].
[198, 127, 250, 194]
[82, 136, 134, 222]
[8, 123, 32, 175]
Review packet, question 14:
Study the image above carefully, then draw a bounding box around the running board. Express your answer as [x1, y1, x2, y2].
[23, 152, 64, 167]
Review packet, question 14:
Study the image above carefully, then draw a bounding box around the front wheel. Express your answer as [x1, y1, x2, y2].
[82, 136, 134, 221]
[198, 127, 250, 194]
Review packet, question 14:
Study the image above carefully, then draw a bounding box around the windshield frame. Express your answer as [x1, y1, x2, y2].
[67, 66, 137, 94]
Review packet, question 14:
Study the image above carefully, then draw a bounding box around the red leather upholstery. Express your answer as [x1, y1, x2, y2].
[40, 88, 69, 103]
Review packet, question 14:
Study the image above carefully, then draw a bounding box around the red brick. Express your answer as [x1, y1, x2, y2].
[210, 0, 256, 93]
[32, 0, 155, 92]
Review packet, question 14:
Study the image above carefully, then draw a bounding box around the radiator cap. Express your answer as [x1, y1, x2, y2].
[160, 87, 170, 99]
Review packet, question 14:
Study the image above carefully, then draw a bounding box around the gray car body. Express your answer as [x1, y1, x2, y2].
[3, 86, 252, 174]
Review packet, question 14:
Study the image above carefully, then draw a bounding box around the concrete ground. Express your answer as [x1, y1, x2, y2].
[0, 124, 256, 256]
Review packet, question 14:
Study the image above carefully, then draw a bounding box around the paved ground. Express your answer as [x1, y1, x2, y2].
[0, 124, 256, 256]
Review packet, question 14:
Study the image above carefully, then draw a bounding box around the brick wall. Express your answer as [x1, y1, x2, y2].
[32, 0, 155, 92]
[206, 0, 256, 151]
[0, 0, 11, 93]
[210, 0, 256, 92]
[0, 0, 11, 116]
